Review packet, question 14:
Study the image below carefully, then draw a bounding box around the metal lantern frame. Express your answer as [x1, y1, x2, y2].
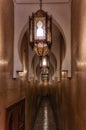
[29, 5, 52, 56]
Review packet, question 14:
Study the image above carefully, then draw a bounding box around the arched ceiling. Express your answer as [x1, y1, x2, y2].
[14, 0, 71, 4]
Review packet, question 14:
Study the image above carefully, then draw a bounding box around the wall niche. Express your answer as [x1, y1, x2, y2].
[13, 1, 72, 81]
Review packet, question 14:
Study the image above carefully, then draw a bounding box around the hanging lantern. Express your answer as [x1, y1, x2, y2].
[39, 55, 50, 83]
[29, 0, 52, 56]
[40, 55, 49, 68]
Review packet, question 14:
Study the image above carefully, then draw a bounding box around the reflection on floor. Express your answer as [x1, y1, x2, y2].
[26, 84, 60, 130]
[33, 96, 57, 130]
[0, 72, 86, 130]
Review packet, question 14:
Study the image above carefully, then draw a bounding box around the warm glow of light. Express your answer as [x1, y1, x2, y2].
[44, 106, 48, 130]
[77, 61, 86, 67]
[61, 71, 67, 78]
[38, 43, 44, 47]
[37, 28, 43, 37]
[24, 69, 27, 73]
[37, 21, 44, 37]
[18, 69, 27, 77]
[42, 58, 47, 66]
[0, 60, 8, 65]
[62, 71, 65, 77]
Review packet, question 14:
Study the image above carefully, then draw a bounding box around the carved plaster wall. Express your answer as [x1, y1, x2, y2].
[13, 0, 72, 80]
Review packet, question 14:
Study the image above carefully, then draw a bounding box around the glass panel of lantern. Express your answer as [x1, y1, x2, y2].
[29, 9, 52, 55]
[34, 18, 46, 40]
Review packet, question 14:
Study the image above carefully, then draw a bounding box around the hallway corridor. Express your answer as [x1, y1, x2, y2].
[33, 96, 57, 130]
[1, 0, 86, 130]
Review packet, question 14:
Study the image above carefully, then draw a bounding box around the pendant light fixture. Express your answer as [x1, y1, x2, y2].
[29, 0, 52, 56]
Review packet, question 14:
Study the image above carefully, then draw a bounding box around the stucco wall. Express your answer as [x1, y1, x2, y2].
[0, 0, 14, 73]
[72, 0, 86, 71]
[13, 1, 71, 78]
[59, 0, 86, 129]
[55, 1, 86, 129]
[0, 0, 26, 130]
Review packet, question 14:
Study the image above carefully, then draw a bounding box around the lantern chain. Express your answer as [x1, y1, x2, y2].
[40, 0, 42, 10]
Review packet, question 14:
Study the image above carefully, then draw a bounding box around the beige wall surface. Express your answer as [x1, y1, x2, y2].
[72, 0, 86, 71]
[0, 0, 26, 130]
[0, 0, 14, 73]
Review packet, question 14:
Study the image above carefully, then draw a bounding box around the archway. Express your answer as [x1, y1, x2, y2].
[19, 20, 66, 82]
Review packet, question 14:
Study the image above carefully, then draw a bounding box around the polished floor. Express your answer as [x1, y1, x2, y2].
[33, 96, 57, 130]
[0, 72, 86, 130]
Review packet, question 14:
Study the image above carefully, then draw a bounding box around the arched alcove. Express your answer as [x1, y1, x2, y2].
[18, 19, 66, 61]
[13, 1, 71, 79]
[18, 20, 66, 82]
